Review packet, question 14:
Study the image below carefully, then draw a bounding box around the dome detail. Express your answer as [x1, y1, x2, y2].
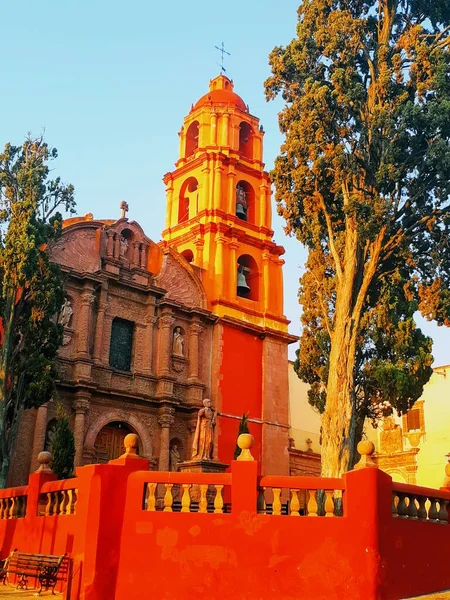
[192, 74, 248, 113]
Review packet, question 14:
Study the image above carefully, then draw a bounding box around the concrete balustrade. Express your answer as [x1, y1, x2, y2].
[0, 436, 450, 598]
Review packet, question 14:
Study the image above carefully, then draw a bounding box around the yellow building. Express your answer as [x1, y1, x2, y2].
[288, 362, 450, 486]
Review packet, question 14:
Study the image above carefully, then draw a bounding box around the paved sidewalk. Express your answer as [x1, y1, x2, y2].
[0, 588, 58, 597]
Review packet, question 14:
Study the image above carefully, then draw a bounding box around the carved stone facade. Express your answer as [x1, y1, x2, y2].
[9, 214, 216, 485]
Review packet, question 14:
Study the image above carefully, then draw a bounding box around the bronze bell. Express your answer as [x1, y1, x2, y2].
[236, 202, 247, 220]
[237, 268, 250, 295]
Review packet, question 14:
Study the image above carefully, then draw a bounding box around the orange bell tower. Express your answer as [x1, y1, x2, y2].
[162, 75, 296, 475]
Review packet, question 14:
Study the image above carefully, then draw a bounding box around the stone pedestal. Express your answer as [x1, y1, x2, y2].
[178, 458, 229, 503]
[178, 459, 229, 475]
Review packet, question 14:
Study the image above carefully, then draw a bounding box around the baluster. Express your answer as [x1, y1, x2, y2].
[290, 490, 300, 516]
[45, 492, 52, 516]
[66, 490, 74, 515]
[438, 499, 449, 524]
[392, 493, 398, 517]
[0, 498, 5, 519]
[417, 496, 427, 521]
[146, 483, 157, 511]
[52, 492, 60, 515]
[397, 493, 408, 518]
[407, 495, 418, 519]
[59, 490, 68, 515]
[428, 498, 439, 521]
[199, 485, 208, 513]
[257, 488, 266, 514]
[163, 484, 174, 512]
[214, 485, 224, 514]
[324, 490, 335, 517]
[181, 484, 191, 513]
[307, 490, 318, 517]
[272, 488, 282, 516]
[9, 497, 17, 519]
[74, 489, 78, 513]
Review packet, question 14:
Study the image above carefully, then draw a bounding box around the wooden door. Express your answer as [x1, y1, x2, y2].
[94, 422, 133, 463]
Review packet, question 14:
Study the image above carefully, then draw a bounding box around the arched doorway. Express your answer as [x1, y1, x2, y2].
[93, 421, 138, 463]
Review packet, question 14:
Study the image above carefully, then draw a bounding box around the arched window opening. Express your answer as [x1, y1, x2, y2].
[185, 121, 199, 157]
[237, 254, 259, 302]
[181, 249, 194, 263]
[239, 122, 254, 160]
[109, 318, 134, 371]
[94, 421, 136, 463]
[178, 177, 198, 224]
[169, 437, 183, 471]
[235, 180, 255, 223]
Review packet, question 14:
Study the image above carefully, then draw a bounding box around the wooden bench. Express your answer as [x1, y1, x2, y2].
[2, 550, 69, 595]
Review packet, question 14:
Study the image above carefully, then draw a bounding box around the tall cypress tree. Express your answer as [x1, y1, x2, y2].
[0, 137, 75, 487]
[266, 1, 449, 475]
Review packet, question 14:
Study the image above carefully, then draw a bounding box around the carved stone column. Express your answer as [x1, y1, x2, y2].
[158, 408, 175, 471]
[30, 403, 49, 472]
[73, 394, 90, 467]
[114, 234, 121, 259]
[93, 285, 108, 364]
[140, 242, 148, 270]
[228, 239, 239, 299]
[77, 290, 95, 357]
[134, 323, 146, 373]
[188, 322, 203, 383]
[143, 315, 156, 375]
[132, 241, 140, 267]
[106, 230, 115, 257]
[262, 252, 270, 313]
[157, 314, 175, 377]
[215, 235, 226, 297]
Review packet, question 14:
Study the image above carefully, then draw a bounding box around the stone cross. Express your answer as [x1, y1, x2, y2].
[120, 201, 129, 219]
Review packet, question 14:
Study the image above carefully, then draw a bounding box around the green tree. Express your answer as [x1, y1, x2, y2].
[234, 413, 250, 459]
[265, 1, 450, 476]
[50, 403, 75, 480]
[0, 137, 75, 487]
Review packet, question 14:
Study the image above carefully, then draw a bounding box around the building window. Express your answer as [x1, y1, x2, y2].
[406, 408, 422, 432]
[109, 318, 134, 371]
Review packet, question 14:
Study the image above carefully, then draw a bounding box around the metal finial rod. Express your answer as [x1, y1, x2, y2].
[214, 42, 230, 74]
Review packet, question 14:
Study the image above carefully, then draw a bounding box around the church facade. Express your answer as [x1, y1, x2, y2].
[10, 75, 296, 486]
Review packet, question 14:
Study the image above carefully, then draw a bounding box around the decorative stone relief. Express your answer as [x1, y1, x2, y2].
[156, 250, 206, 309]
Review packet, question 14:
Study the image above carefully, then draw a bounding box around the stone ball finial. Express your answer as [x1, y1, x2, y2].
[353, 440, 378, 471]
[121, 433, 139, 458]
[237, 433, 255, 462]
[35, 451, 52, 473]
[445, 463, 450, 479]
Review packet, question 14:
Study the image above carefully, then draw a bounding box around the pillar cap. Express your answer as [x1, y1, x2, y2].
[353, 440, 378, 470]
[119, 433, 140, 459]
[35, 451, 53, 473]
[237, 433, 254, 461]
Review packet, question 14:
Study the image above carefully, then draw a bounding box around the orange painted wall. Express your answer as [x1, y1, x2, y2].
[2, 459, 450, 599]
[218, 324, 263, 465]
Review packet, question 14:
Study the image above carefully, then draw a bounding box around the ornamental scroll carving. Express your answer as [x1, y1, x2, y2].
[156, 250, 207, 309]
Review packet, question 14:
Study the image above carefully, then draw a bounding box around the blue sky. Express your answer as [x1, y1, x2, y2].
[1, 0, 449, 365]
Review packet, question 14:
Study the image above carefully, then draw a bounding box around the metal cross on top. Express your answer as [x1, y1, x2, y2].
[215, 42, 231, 74]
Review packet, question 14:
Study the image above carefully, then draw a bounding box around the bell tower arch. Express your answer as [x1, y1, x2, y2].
[161, 75, 296, 475]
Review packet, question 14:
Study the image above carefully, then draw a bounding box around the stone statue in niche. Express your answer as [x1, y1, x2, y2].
[119, 236, 128, 257]
[169, 444, 181, 472]
[58, 299, 73, 327]
[172, 326, 184, 356]
[191, 399, 216, 460]
[235, 185, 248, 220]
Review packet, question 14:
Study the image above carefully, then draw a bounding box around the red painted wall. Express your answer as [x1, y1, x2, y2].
[218, 324, 263, 464]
